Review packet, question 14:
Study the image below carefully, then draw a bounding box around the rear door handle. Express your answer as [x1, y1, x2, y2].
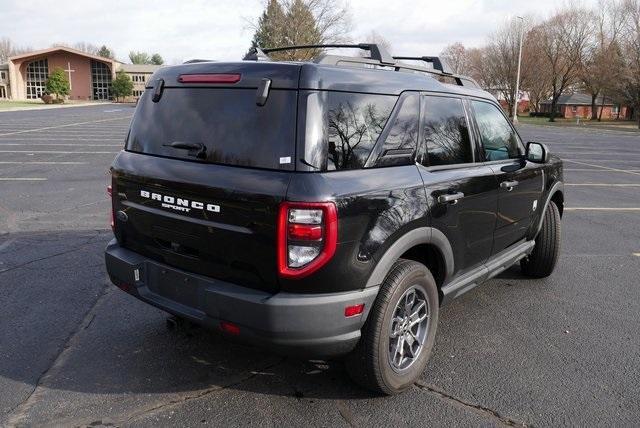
[500, 180, 519, 191]
[438, 192, 465, 205]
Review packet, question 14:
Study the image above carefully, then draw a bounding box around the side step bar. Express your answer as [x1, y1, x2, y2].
[441, 240, 535, 305]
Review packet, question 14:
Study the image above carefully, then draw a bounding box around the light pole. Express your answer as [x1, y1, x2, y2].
[513, 16, 524, 124]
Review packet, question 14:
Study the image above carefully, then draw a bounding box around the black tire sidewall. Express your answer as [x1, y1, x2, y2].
[375, 262, 439, 392]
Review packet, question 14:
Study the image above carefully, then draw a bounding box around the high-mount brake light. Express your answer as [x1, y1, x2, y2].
[177, 73, 241, 84]
[107, 184, 114, 231]
[277, 201, 337, 279]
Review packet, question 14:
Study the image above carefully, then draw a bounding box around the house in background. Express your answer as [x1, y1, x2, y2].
[0, 46, 160, 101]
[539, 93, 630, 120]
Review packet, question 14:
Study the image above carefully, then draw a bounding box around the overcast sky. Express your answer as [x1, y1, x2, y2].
[3, 0, 598, 64]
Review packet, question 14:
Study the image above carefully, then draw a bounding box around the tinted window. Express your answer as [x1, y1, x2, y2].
[418, 96, 472, 167]
[127, 88, 297, 170]
[472, 101, 523, 161]
[326, 92, 396, 170]
[378, 94, 419, 154]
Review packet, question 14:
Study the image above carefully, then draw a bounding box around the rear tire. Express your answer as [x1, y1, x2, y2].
[521, 201, 561, 278]
[346, 259, 439, 395]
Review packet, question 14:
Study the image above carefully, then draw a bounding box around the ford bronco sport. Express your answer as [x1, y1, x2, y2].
[105, 43, 564, 395]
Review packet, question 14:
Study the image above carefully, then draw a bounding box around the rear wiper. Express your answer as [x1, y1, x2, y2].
[163, 141, 207, 159]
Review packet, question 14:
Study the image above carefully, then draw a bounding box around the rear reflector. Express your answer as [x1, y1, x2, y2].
[178, 73, 241, 84]
[220, 321, 240, 335]
[107, 185, 114, 231]
[344, 304, 365, 317]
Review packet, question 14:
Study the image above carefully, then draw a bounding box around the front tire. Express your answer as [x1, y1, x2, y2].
[521, 201, 561, 278]
[346, 259, 439, 395]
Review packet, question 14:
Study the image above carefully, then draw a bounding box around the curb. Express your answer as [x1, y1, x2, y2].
[0, 102, 123, 113]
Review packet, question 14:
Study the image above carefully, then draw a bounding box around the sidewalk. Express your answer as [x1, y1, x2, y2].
[0, 101, 118, 113]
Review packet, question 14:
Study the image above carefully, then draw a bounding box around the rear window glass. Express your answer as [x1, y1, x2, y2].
[300, 91, 397, 171]
[126, 88, 297, 170]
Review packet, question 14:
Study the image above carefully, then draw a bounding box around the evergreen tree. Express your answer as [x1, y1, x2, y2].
[249, 0, 287, 59]
[45, 68, 70, 101]
[129, 51, 151, 65]
[150, 53, 164, 65]
[97, 45, 114, 59]
[282, 0, 322, 60]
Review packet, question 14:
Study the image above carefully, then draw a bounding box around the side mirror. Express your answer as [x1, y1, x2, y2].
[526, 142, 549, 163]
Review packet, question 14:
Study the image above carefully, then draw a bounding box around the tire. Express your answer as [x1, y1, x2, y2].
[346, 259, 439, 395]
[521, 200, 561, 278]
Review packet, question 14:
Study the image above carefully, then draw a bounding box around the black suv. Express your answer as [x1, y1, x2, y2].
[105, 44, 564, 395]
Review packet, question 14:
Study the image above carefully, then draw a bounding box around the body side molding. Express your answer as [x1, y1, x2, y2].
[365, 227, 455, 288]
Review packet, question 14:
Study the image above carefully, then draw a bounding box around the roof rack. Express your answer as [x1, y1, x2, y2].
[243, 43, 478, 88]
[392, 56, 453, 75]
[245, 43, 395, 64]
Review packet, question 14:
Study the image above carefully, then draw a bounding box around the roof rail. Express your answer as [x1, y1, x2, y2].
[247, 43, 395, 65]
[393, 56, 453, 75]
[243, 43, 478, 88]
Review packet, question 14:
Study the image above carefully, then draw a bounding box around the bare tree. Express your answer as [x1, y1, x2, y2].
[440, 42, 467, 75]
[580, 0, 626, 120]
[618, 0, 640, 128]
[248, 0, 352, 61]
[360, 30, 392, 56]
[521, 26, 553, 113]
[0, 37, 32, 63]
[72, 41, 99, 55]
[538, 7, 595, 121]
[481, 18, 531, 117]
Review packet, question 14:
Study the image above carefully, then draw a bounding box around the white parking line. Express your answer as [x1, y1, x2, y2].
[0, 150, 117, 154]
[565, 183, 640, 187]
[0, 178, 47, 181]
[0, 116, 131, 137]
[564, 169, 640, 172]
[0, 138, 123, 141]
[0, 161, 87, 164]
[565, 207, 640, 211]
[564, 160, 640, 176]
[0, 143, 122, 146]
[633, 253, 640, 257]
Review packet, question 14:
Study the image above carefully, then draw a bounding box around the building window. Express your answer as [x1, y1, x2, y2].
[91, 60, 112, 100]
[0, 71, 6, 80]
[571, 105, 577, 113]
[612, 105, 619, 114]
[26, 59, 49, 99]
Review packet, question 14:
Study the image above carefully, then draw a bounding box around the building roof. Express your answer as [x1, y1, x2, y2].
[540, 92, 614, 106]
[119, 64, 162, 73]
[8, 46, 121, 65]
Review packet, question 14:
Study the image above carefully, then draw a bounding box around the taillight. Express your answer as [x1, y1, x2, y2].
[107, 184, 114, 231]
[277, 201, 337, 279]
[177, 73, 241, 84]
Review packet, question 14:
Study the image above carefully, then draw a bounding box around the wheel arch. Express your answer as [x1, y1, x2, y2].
[365, 227, 454, 301]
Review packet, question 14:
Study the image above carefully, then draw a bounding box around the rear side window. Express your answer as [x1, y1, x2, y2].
[471, 100, 523, 161]
[418, 96, 472, 167]
[127, 88, 297, 170]
[327, 92, 396, 170]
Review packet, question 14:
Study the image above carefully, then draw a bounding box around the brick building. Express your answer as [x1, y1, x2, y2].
[539, 93, 630, 120]
[0, 46, 160, 101]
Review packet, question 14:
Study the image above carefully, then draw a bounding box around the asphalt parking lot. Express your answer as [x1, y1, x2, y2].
[0, 105, 639, 427]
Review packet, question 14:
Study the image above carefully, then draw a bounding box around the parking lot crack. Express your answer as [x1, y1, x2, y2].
[414, 381, 529, 427]
[5, 283, 111, 426]
[119, 357, 288, 424]
[0, 231, 108, 275]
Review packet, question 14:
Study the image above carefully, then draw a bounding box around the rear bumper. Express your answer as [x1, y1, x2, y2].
[105, 239, 378, 357]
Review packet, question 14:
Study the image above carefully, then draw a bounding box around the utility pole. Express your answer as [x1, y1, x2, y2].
[513, 16, 524, 124]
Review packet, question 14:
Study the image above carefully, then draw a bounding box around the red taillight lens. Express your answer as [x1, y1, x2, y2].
[288, 224, 323, 240]
[177, 73, 241, 84]
[220, 321, 240, 335]
[277, 201, 338, 279]
[344, 304, 365, 317]
[107, 184, 114, 231]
